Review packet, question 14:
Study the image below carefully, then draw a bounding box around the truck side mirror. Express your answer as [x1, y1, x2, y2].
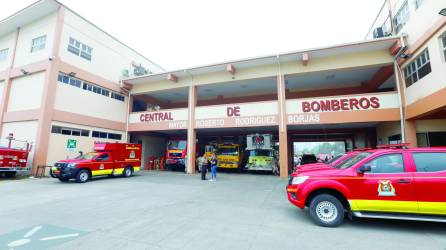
[357, 164, 371, 174]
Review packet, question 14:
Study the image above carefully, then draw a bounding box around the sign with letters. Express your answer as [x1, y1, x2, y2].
[286, 92, 400, 125]
[128, 108, 188, 131]
[195, 101, 279, 128]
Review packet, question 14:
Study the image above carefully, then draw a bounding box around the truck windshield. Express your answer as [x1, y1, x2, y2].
[78, 152, 99, 160]
[218, 147, 238, 155]
[168, 141, 187, 150]
[249, 150, 272, 157]
[336, 152, 371, 169]
[326, 154, 343, 164]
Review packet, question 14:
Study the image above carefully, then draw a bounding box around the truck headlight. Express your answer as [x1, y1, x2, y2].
[67, 163, 77, 168]
[291, 176, 309, 185]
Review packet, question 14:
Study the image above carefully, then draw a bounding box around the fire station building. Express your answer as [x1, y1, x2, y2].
[0, 0, 445, 178]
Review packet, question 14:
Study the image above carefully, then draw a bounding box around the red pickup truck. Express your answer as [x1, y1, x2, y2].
[51, 142, 141, 183]
[287, 144, 446, 227]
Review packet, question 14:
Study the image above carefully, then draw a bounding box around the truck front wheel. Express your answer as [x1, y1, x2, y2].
[76, 169, 90, 183]
[123, 167, 133, 177]
[309, 194, 345, 227]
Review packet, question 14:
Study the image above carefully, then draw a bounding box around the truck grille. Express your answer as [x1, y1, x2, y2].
[54, 162, 67, 168]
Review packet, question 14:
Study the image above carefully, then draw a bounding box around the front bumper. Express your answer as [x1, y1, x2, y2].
[246, 164, 273, 171]
[0, 167, 29, 172]
[50, 166, 78, 179]
[286, 185, 305, 209]
[218, 163, 238, 168]
[165, 158, 185, 166]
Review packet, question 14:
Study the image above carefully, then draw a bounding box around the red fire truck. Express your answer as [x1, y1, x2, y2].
[50, 142, 141, 183]
[165, 139, 187, 171]
[0, 133, 31, 178]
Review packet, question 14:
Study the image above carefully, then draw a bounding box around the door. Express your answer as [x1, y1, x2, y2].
[411, 151, 446, 215]
[351, 153, 417, 213]
[94, 153, 113, 176]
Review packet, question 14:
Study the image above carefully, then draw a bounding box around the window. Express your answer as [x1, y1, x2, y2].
[404, 49, 431, 87]
[83, 82, 110, 97]
[97, 153, 110, 161]
[413, 153, 446, 172]
[68, 37, 92, 61]
[0, 48, 8, 61]
[414, 0, 423, 10]
[388, 134, 402, 144]
[51, 125, 89, 137]
[59, 72, 121, 100]
[365, 154, 405, 173]
[108, 133, 122, 140]
[92, 131, 122, 140]
[111, 92, 125, 102]
[393, 1, 409, 33]
[92, 131, 108, 139]
[31, 35, 46, 53]
[441, 32, 446, 62]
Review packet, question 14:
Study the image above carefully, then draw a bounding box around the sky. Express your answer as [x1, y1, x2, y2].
[0, 0, 384, 71]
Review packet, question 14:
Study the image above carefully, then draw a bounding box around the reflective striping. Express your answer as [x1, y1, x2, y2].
[418, 202, 446, 215]
[91, 169, 113, 176]
[133, 166, 140, 172]
[349, 200, 418, 214]
[113, 168, 124, 175]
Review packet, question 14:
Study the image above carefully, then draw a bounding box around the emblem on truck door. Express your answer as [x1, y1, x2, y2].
[130, 151, 135, 159]
[99, 164, 104, 170]
[377, 180, 396, 196]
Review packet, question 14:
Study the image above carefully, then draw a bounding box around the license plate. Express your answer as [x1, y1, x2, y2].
[53, 170, 60, 175]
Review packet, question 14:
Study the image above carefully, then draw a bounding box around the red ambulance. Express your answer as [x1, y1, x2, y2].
[51, 142, 141, 183]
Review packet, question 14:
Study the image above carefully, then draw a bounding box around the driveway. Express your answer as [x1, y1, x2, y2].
[0, 172, 445, 250]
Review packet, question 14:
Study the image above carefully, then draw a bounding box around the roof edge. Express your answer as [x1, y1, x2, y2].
[124, 35, 404, 82]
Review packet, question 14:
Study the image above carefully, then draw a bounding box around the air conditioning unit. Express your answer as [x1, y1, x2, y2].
[373, 27, 385, 39]
[121, 69, 129, 78]
[133, 65, 147, 76]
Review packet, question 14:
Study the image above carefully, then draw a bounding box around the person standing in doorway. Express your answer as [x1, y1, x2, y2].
[210, 154, 217, 181]
[199, 154, 208, 180]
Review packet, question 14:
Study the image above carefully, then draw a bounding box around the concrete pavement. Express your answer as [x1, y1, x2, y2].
[0, 171, 445, 250]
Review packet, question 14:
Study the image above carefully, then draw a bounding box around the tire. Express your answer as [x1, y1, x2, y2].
[309, 194, 345, 227]
[58, 177, 69, 182]
[123, 167, 133, 177]
[76, 169, 90, 183]
[5, 171, 16, 178]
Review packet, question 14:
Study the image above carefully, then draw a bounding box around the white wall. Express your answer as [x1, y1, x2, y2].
[404, 24, 446, 105]
[376, 121, 401, 145]
[396, 0, 446, 46]
[0, 31, 17, 71]
[54, 81, 128, 122]
[131, 134, 167, 169]
[1, 121, 38, 168]
[46, 121, 125, 165]
[7, 72, 45, 112]
[0, 80, 4, 104]
[59, 10, 163, 84]
[13, 12, 57, 67]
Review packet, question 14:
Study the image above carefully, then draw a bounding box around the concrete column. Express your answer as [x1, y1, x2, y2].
[277, 75, 289, 178]
[404, 120, 418, 147]
[32, 7, 65, 174]
[186, 85, 197, 174]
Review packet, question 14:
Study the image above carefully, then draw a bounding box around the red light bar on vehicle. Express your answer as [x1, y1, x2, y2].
[354, 148, 373, 151]
[376, 143, 410, 149]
